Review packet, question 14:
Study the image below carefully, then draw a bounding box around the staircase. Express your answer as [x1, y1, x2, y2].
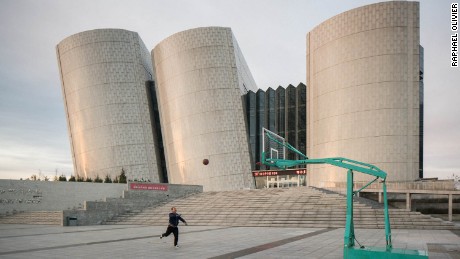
[0, 211, 62, 225]
[105, 187, 458, 229]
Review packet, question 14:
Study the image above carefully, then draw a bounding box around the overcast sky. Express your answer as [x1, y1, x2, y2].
[0, 0, 458, 180]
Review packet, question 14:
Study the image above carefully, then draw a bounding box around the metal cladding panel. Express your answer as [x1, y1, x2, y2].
[306, 2, 421, 187]
[57, 29, 161, 182]
[153, 27, 256, 191]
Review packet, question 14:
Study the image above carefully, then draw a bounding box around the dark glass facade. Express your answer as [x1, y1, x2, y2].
[146, 80, 168, 183]
[245, 83, 307, 170]
[419, 46, 424, 178]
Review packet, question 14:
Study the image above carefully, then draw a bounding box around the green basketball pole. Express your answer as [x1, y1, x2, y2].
[261, 130, 428, 258]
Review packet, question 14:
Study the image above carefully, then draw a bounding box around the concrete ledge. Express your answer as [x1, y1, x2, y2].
[319, 180, 459, 191]
[0, 180, 127, 215]
[62, 183, 203, 226]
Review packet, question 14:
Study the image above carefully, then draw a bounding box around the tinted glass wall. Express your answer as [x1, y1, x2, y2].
[245, 83, 307, 170]
[419, 45, 424, 178]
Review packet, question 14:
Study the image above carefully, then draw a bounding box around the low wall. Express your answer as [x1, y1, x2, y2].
[360, 192, 460, 214]
[123, 183, 203, 200]
[0, 180, 127, 215]
[62, 182, 203, 226]
[319, 180, 460, 220]
[317, 180, 459, 191]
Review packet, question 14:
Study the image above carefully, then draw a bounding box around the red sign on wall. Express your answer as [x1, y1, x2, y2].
[252, 169, 306, 177]
[129, 183, 168, 191]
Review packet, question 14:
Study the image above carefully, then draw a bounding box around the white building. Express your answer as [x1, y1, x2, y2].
[306, 1, 423, 187]
[152, 27, 257, 191]
[56, 29, 163, 182]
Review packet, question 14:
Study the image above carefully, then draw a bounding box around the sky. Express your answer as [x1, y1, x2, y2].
[0, 0, 458, 180]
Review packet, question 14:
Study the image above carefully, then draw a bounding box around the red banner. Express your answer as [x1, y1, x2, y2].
[129, 183, 168, 191]
[252, 169, 306, 177]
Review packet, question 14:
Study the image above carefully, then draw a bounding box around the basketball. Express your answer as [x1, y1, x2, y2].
[203, 159, 209, 165]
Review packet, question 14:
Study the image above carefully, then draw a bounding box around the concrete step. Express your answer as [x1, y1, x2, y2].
[105, 187, 457, 230]
[125, 217, 448, 223]
[0, 211, 62, 225]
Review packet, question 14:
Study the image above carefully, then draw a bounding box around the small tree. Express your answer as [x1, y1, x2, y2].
[113, 175, 119, 183]
[94, 175, 103, 183]
[104, 174, 112, 183]
[119, 168, 127, 183]
[59, 174, 67, 181]
[54, 169, 59, 181]
[77, 174, 85, 182]
[85, 177, 93, 182]
[68, 175, 76, 182]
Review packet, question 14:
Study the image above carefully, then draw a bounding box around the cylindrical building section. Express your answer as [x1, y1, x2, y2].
[152, 27, 257, 191]
[56, 29, 162, 182]
[306, 2, 421, 186]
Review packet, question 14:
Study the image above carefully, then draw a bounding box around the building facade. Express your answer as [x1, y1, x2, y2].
[56, 29, 163, 182]
[245, 83, 307, 170]
[152, 27, 257, 191]
[57, 2, 426, 190]
[306, 1, 423, 186]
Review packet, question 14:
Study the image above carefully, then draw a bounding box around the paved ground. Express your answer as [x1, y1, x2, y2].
[0, 224, 459, 258]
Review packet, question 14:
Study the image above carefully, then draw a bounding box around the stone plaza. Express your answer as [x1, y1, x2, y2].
[1, 224, 459, 258]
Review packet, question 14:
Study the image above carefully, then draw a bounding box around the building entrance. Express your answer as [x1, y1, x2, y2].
[252, 169, 306, 189]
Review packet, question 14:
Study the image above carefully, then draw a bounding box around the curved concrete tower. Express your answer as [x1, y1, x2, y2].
[306, 1, 422, 186]
[152, 27, 257, 191]
[57, 29, 162, 182]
